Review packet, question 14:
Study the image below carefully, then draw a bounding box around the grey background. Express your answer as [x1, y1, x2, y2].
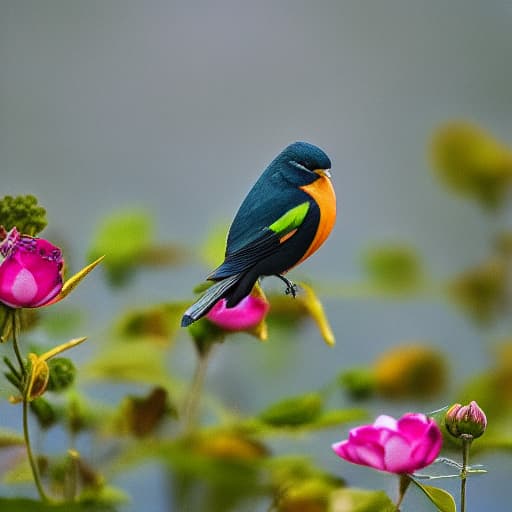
[1, 1, 512, 510]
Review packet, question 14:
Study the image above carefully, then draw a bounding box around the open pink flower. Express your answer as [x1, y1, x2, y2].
[332, 413, 442, 474]
[0, 228, 64, 308]
[206, 294, 270, 331]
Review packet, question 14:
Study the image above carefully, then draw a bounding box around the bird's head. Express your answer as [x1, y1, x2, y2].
[278, 141, 332, 186]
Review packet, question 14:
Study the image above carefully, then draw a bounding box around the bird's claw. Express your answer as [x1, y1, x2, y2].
[285, 283, 298, 298]
[275, 274, 298, 299]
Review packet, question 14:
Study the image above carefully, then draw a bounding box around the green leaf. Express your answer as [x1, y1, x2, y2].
[84, 343, 173, 387]
[0, 498, 117, 512]
[39, 308, 84, 337]
[87, 209, 153, 286]
[114, 302, 185, 346]
[410, 478, 457, 512]
[361, 243, 423, 294]
[430, 121, 512, 209]
[0, 429, 24, 448]
[259, 393, 323, 427]
[201, 222, 229, 268]
[310, 408, 368, 429]
[329, 488, 395, 512]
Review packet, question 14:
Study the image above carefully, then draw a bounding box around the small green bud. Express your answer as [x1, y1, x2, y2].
[445, 401, 487, 439]
[0, 194, 47, 236]
[187, 318, 225, 355]
[47, 357, 76, 392]
[30, 397, 59, 430]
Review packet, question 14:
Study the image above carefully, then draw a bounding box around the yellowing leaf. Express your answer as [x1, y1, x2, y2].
[298, 282, 335, 346]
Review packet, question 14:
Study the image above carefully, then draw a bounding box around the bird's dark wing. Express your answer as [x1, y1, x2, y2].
[208, 200, 312, 280]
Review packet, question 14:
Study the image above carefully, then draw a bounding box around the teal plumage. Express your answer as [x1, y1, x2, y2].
[181, 141, 336, 327]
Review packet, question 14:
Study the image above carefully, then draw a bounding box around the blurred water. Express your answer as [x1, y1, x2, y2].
[1, 1, 512, 510]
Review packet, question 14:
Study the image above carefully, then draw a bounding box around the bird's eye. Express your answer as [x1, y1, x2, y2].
[289, 160, 312, 173]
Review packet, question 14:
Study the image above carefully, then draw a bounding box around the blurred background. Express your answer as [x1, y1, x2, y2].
[1, 1, 512, 511]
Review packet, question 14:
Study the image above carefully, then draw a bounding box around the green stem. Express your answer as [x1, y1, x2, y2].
[11, 310, 26, 378]
[23, 399, 50, 502]
[11, 310, 50, 502]
[460, 435, 473, 512]
[396, 474, 411, 511]
[182, 344, 214, 433]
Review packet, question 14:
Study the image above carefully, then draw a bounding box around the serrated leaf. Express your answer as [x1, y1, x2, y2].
[410, 478, 456, 512]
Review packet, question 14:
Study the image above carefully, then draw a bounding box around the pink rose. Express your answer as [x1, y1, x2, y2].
[206, 294, 269, 331]
[0, 228, 64, 308]
[332, 413, 442, 474]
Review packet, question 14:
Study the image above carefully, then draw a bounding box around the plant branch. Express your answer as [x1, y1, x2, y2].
[182, 344, 214, 433]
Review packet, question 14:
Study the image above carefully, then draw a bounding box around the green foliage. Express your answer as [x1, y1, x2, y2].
[0, 195, 48, 236]
[0, 498, 117, 512]
[40, 309, 84, 338]
[447, 257, 507, 324]
[88, 209, 153, 286]
[361, 243, 423, 294]
[329, 488, 396, 512]
[338, 368, 376, 400]
[47, 358, 76, 392]
[409, 478, 457, 512]
[87, 208, 186, 286]
[30, 397, 60, 430]
[114, 386, 176, 438]
[431, 121, 512, 209]
[115, 302, 184, 345]
[84, 343, 173, 386]
[259, 393, 324, 427]
[3, 119, 512, 510]
[0, 428, 24, 447]
[187, 318, 225, 355]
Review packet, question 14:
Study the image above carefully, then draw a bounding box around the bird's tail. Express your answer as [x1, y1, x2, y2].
[181, 274, 241, 327]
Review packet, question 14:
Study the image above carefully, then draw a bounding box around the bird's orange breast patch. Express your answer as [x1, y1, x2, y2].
[297, 175, 336, 265]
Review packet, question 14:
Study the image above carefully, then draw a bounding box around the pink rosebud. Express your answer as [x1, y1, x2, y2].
[0, 228, 64, 308]
[332, 413, 442, 474]
[445, 401, 487, 439]
[206, 294, 270, 331]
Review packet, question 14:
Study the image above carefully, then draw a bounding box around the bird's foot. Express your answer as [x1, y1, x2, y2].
[275, 274, 298, 298]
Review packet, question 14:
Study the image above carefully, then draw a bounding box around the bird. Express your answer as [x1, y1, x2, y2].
[181, 141, 336, 327]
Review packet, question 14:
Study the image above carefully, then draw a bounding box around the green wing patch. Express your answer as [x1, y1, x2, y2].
[269, 202, 310, 235]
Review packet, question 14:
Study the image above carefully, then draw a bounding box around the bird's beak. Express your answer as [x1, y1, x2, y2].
[315, 168, 332, 178]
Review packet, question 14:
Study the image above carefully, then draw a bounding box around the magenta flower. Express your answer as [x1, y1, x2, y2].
[332, 413, 442, 474]
[206, 294, 270, 331]
[0, 228, 64, 308]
